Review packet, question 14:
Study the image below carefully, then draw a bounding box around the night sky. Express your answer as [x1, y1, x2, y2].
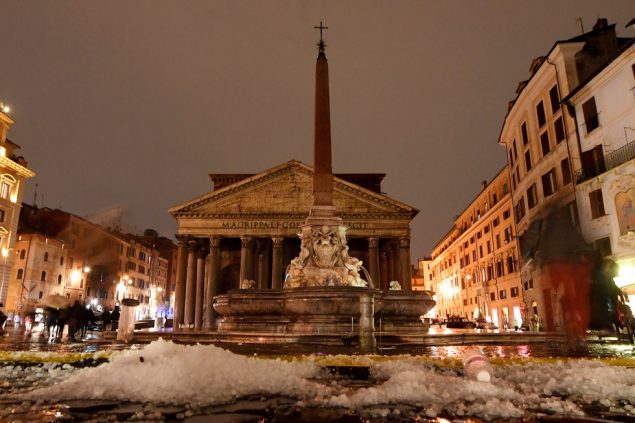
[1, 1, 633, 258]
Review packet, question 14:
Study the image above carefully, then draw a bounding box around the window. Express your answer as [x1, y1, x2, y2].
[17, 268, 23, 279]
[472, 250, 477, 261]
[58, 274, 62, 285]
[496, 260, 503, 277]
[527, 184, 538, 209]
[512, 140, 518, 161]
[589, 189, 605, 218]
[596, 237, 612, 257]
[495, 234, 501, 249]
[549, 85, 560, 113]
[521, 122, 529, 145]
[139, 251, 146, 261]
[503, 209, 510, 219]
[486, 241, 491, 254]
[536, 101, 546, 127]
[479, 245, 483, 258]
[44, 252, 48, 262]
[542, 169, 557, 197]
[511, 287, 519, 297]
[41, 271, 47, 282]
[504, 227, 512, 244]
[525, 150, 532, 171]
[561, 158, 571, 185]
[20, 249, 25, 260]
[499, 289, 507, 300]
[493, 217, 500, 227]
[506, 256, 515, 273]
[554, 116, 565, 143]
[0, 182, 9, 199]
[39, 291, 43, 299]
[582, 97, 599, 133]
[540, 131, 550, 156]
[515, 197, 526, 221]
[490, 292, 496, 301]
[503, 183, 508, 194]
[60, 256, 64, 266]
[0, 209, 4, 222]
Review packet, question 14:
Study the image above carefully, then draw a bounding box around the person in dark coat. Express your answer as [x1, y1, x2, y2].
[110, 306, 120, 331]
[66, 301, 83, 341]
[81, 306, 95, 337]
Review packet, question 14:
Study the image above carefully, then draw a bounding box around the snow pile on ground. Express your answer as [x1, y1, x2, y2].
[23, 339, 322, 406]
[0, 362, 80, 395]
[323, 357, 635, 419]
[12, 340, 635, 420]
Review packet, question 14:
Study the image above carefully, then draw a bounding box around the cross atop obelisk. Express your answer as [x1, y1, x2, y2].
[310, 21, 337, 220]
[314, 21, 328, 51]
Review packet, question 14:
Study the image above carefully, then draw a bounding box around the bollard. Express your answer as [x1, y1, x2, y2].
[117, 298, 139, 343]
[358, 292, 376, 352]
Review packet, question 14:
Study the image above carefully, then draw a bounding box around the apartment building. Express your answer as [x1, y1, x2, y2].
[430, 169, 523, 328]
[498, 19, 630, 330]
[564, 37, 635, 309]
[0, 105, 35, 308]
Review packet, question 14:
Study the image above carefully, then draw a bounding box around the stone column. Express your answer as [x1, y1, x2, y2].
[379, 251, 388, 291]
[399, 237, 412, 291]
[239, 236, 252, 287]
[367, 237, 380, 289]
[173, 238, 188, 329]
[392, 243, 401, 284]
[194, 246, 207, 329]
[205, 237, 221, 328]
[271, 237, 283, 289]
[184, 240, 197, 327]
[387, 246, 395, 285]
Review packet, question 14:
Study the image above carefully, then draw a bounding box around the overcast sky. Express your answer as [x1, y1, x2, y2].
[1, 1, 633, 258]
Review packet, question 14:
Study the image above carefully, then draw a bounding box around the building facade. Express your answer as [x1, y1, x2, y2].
[11, 205, 175, 318]
[430, 169, 523, 328]
[0, 107, 35, 308]
[5, 232, 67, 313]
[169, 160, 419, 329]
[498, 19, 630, 330]
[565, 39, 635, 309]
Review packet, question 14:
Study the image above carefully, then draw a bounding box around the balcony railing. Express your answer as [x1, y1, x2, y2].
[574, 138, 635, 183]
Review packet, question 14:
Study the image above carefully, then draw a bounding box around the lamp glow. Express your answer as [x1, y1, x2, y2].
[70, 270, 82, 284]
[1, 248, 8, 258]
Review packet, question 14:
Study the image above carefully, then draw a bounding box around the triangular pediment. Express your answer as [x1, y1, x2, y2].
[169, 160, 417, 219]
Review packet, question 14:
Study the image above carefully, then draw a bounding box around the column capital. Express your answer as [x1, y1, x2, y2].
[187, 239, 198, 251]
[176, 235, 189, 246]
[240, 236, 252, 248]
[197, 246, 209, 258]
[368, 237, 379, 248]
[209, 236, 221, 248]
[272, 237, 284, 247]
[399, 237, 410, 248]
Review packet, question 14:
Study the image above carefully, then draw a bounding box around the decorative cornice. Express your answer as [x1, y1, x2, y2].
[174, 212, 414, 221]
[0, 156, 35, 178]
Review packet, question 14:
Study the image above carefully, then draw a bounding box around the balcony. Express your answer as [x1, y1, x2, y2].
[574, 138, 635, 183]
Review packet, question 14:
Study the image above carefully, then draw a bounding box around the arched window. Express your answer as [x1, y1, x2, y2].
[40, 270, 47, 282]
[57, 274, 62, 285]
[17, 268, 23, 279]
[20, 250, 25, 260]
[44, 252, 49, 262]
[0, 174, 16, 201]
[60, 256, 64, 266]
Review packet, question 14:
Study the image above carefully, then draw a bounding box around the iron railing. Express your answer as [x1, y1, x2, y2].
[574, 138, 635, 183]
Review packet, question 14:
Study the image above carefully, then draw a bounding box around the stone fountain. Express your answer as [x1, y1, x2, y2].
[213, 26, 435, 346]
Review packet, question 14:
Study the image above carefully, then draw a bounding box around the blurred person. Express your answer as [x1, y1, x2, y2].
[526, 207, 594, 346]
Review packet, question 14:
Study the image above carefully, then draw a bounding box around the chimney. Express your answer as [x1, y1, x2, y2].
[481, 180, 488, 190]
[593, 18, 608, 31]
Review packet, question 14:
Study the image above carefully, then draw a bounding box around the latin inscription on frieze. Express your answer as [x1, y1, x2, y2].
[220, 221, 369, 230]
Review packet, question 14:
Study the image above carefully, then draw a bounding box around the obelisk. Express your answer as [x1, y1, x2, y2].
[284, 23, 367, 288]
[308, 22, 340, 223]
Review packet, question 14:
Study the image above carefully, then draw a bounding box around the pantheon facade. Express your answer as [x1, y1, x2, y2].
[169, 160, 418, 328]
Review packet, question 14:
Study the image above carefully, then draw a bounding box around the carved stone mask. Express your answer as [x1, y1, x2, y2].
[311, 225, 339, 268]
